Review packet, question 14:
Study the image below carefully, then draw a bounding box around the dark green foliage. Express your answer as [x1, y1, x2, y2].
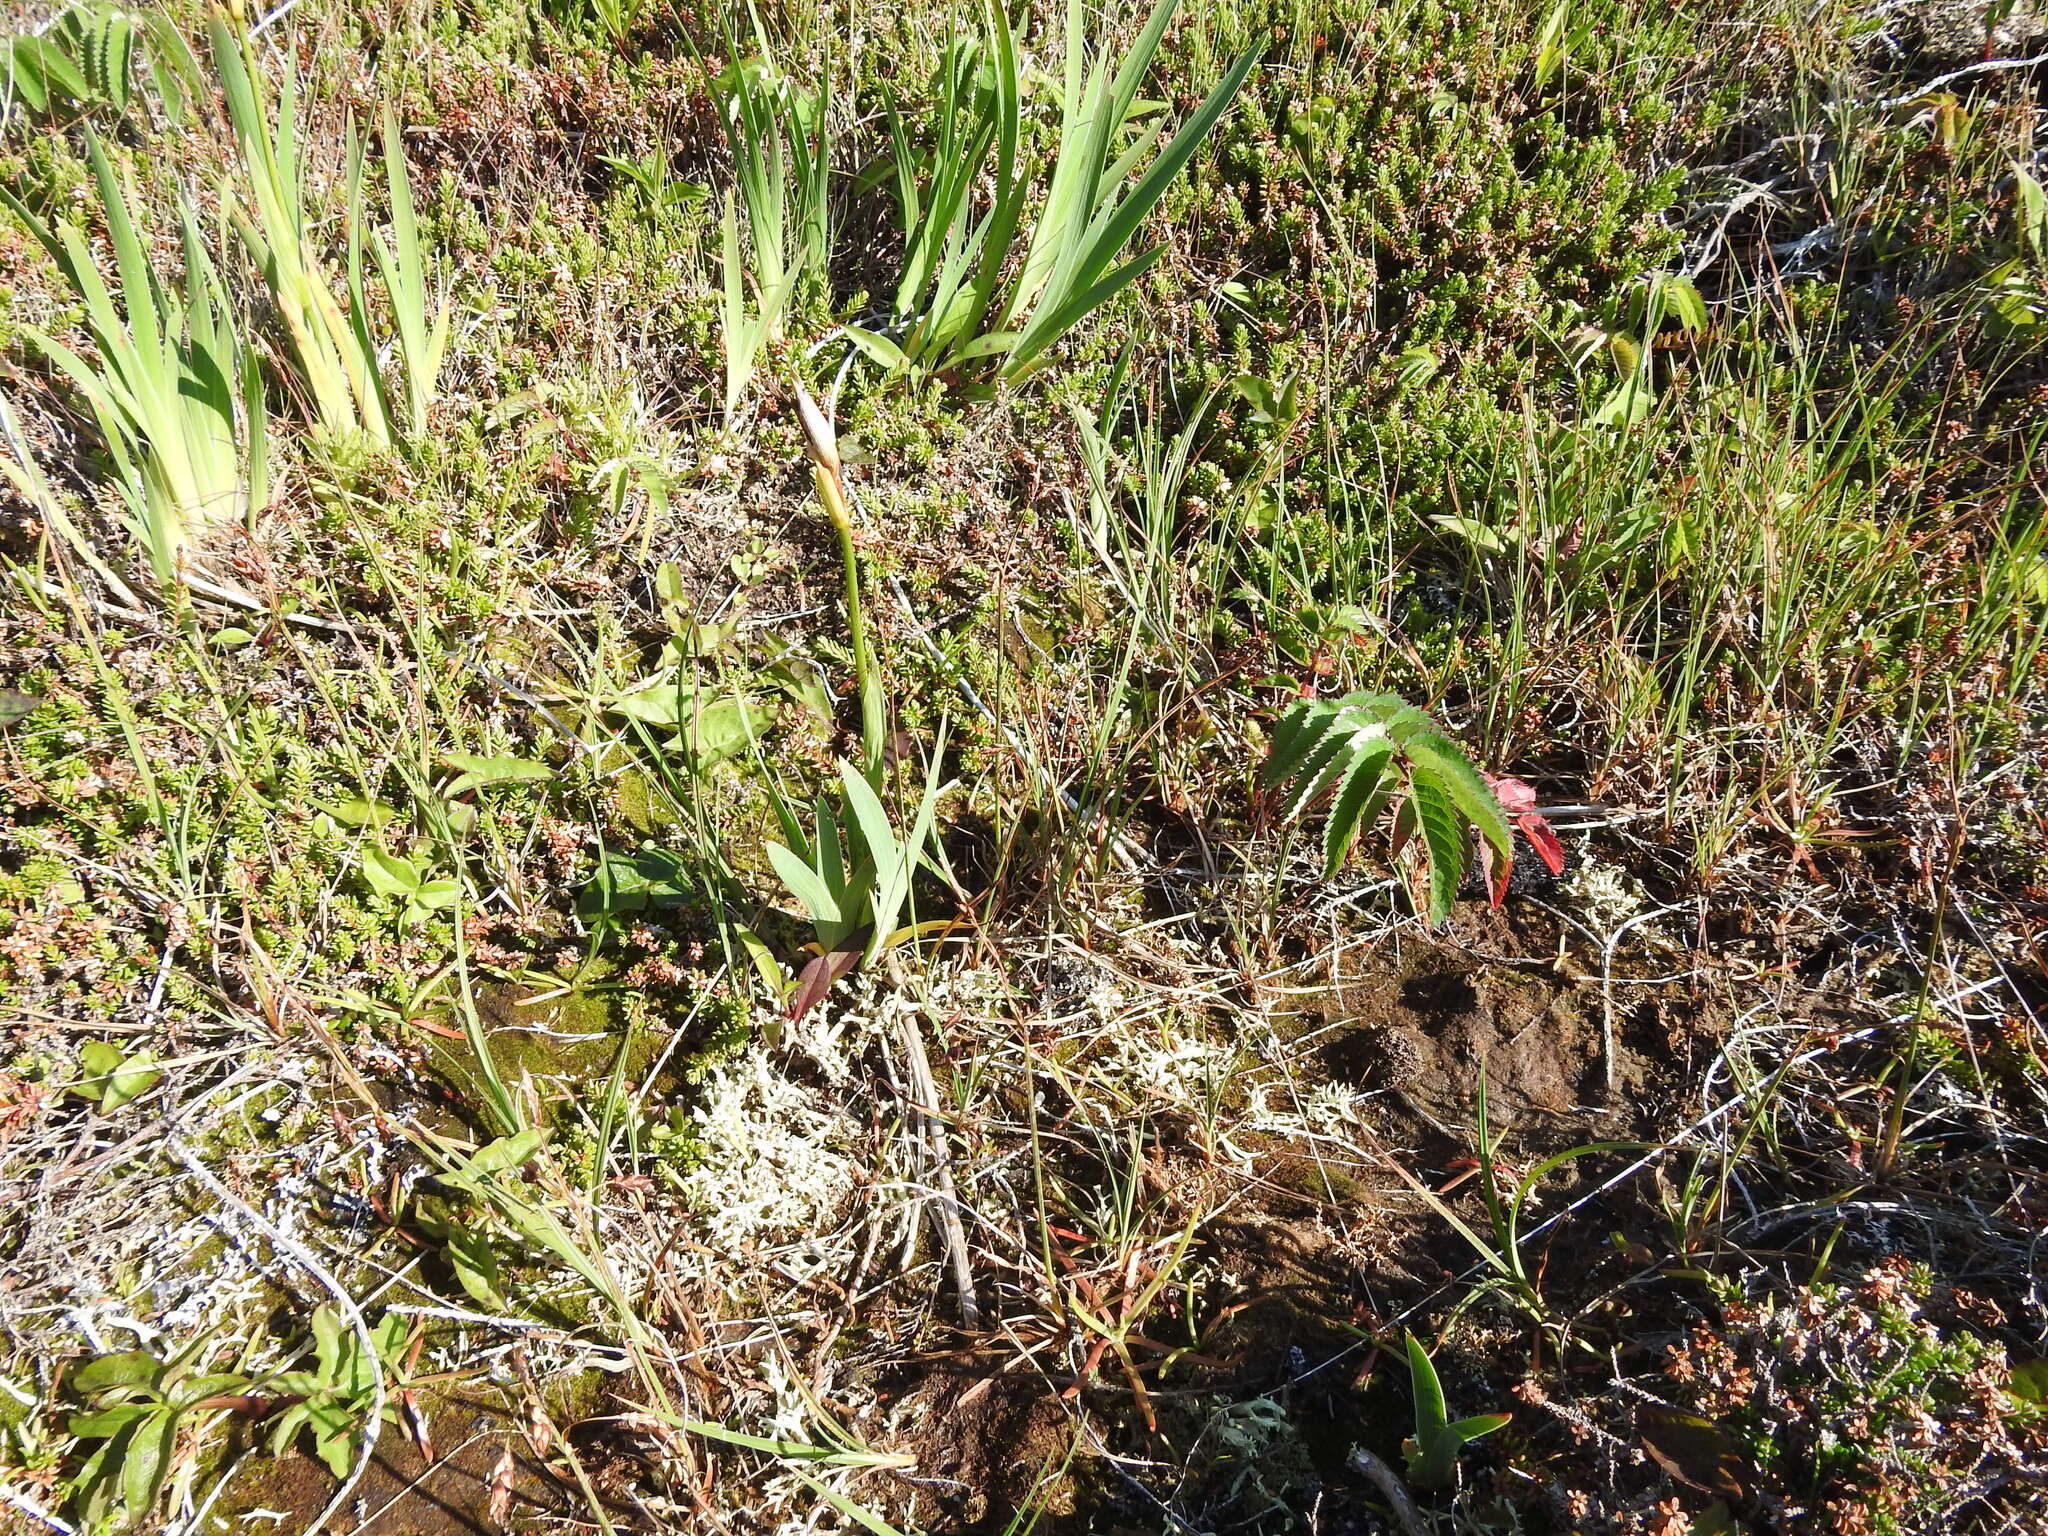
[1263, 690, 1510, 921]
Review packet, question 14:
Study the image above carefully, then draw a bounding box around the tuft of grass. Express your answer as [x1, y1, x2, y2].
[2, 134, 266, 590]
[856, 0, 1259, 384]
[208, 5, 451, 451]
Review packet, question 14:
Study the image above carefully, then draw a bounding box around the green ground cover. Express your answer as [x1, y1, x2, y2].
[1, 0, 2045, 1531]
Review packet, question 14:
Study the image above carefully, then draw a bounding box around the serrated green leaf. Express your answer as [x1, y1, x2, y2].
[1322, 736, 1395, 873]
[1659, 274, 1708, 332]
[1407, 768, 1466, 924]
[1262, 698, 1331, 788]
[311, 1305, 346, 1380]
[1409, 738, 1512, 861]
[372, 1311, 409, 1366]
[268, 1402, 310, 1455]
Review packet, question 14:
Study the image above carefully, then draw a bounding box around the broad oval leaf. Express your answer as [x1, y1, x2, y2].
[360, 843, 421, 898]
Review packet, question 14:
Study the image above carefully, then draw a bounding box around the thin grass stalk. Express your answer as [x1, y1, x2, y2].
[794, 382, 885, 778]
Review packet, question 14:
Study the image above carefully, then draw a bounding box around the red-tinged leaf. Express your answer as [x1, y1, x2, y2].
[1518, 813, 1567, 875]
[787, 944, 862, 1023]
[1389, 793, 1418, 859]
[403, 1388, 434, 1464]
[1486, 774, 1540, 815]
[1476, 837, 1512, 907]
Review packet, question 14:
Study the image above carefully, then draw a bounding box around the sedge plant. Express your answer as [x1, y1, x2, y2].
[350, 111, 453, 440]
[208, 7, 449, 449]
[711, 13, 830, 417]
[849, 0, 1258, 384]
[1, 135, 267, 590]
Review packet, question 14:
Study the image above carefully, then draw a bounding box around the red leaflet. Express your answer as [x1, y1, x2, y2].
[788, 943, 862, 1023]
[1478, 775, 1568, 906]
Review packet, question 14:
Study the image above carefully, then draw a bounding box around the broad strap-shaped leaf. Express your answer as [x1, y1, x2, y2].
[73, 1351, 163, 1394]
[1448, 1412, 1512, 1442]
[766, 840, 842, 929]
[121, 1407, 177, 1520]
[68, 1403, 157, 1438]
[844, 324, 908, 371]
[443, 753, 552, 795]
[1405, 1334, 1449, 1441]
[836, 761, 900, 870]
[448, 1127, 547, 1184]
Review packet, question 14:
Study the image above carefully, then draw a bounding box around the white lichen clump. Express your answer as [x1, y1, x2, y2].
[681, 1048, 856, 1250]
[1564, 859, 1647, 931]
[1100, 1025, 1238, 1108]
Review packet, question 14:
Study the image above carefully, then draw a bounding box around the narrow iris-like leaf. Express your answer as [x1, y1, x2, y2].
[1406, 1335, 1449, 1441]
[767, 842, 841, 928]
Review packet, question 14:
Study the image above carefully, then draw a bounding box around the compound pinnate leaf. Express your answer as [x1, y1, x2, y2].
[1264, 691, 1511, 926]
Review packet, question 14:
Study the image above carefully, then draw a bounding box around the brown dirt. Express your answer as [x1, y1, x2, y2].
[211, 1394, 570, 1535]
[1315, 911, 1718, 1138]
[879, 1360, 1079, 1533]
